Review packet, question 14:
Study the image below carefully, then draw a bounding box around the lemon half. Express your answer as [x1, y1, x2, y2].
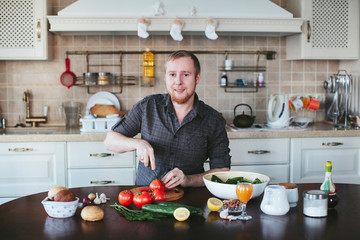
[173, 207, 190, 221]
[207, 197, 223, 212]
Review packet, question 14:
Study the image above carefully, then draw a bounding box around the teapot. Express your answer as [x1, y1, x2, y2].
[233, 104, 256, 128]
[260, 185, 290, 216]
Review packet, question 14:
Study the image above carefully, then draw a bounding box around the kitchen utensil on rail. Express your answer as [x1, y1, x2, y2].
[60, 58, 76, 89]
[233, 104, 256, 128]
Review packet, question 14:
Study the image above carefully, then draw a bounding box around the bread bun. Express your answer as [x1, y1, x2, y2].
[54, 189, 76, 202]
[90, 104, 120, 118]
[48, 186, 68, 200]
[81, 206, 104, 221]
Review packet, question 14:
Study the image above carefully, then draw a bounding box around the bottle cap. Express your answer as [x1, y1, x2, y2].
[325, 161, 332, 172]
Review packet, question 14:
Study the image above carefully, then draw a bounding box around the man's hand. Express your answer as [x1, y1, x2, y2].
[136, 139, 156, 170]
[162, 168, 187, 189]
[162, 167, 230, 189]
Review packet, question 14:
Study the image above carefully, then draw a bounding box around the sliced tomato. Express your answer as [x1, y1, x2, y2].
[150, 179, 165, 192]
[133, 191, 152, 209]
[118, 190, 133, 206]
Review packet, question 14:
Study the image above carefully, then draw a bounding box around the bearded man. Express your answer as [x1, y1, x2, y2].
[104, 50, 231, 188]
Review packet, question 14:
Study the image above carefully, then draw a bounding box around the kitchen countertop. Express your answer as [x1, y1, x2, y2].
[0, 123, 359, 142]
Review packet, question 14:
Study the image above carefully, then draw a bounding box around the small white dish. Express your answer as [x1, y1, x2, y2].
[42, 197, 79, 218]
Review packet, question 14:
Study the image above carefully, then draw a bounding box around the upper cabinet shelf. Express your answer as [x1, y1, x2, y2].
[47, 16, 303, 37]
[47, 0, 303, 37]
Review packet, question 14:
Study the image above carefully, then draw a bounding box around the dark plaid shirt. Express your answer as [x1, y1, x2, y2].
[112, 93, 231, 185]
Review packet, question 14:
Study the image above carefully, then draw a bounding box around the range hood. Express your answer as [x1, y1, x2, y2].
[47, 0, 303, 37]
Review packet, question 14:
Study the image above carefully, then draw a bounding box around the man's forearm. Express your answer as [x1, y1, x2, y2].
[104, 130, 140, 153]
[182, 167, 230, 187]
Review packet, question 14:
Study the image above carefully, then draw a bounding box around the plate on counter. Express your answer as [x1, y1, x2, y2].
[86, 91, 120, 111]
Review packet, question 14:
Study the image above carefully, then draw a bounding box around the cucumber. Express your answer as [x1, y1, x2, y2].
[141, 204, 178, 215]
[151, 201, 205, 216]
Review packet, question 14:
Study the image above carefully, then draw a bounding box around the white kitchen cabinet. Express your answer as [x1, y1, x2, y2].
[228, 139, 290, 183]
[286, 0, 359, 60]
[0, 0, 49, 60]
[0, 142, 66, 204]
[290, 137, 360, 184]
[67, 142, 136, 187]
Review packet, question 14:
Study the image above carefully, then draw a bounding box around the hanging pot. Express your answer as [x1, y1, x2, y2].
[233, 104, 256, 128]
[60, 58, 76, 89]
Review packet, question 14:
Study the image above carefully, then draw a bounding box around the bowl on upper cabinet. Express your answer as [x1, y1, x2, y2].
[203, 171, 270, 199]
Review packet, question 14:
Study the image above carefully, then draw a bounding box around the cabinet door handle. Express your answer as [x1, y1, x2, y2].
[90, 180, 115, 184]
[8, 148, 34, 152]
[322, 142, 344, 147]
[306, 20, 311, 43]
[89, 153, 114, 157]
[248, 150, 270, 155]
[37, 19, 41, 41]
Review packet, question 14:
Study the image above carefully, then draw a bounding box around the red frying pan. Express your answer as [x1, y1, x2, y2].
[60, 58, 76, 89]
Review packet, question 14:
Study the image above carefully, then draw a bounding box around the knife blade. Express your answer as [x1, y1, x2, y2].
[148, 161, 165, 188]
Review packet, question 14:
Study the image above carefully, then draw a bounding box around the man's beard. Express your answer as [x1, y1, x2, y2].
[169, 90, 194, 104]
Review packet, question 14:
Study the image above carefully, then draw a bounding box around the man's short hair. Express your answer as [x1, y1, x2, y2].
[166, 50, 201, 77]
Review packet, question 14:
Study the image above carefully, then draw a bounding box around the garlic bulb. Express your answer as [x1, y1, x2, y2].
[100, 193, 107, 203]
[93, 193, 101, 205]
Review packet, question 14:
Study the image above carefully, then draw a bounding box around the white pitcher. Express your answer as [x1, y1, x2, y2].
[260, 185, 290, 216]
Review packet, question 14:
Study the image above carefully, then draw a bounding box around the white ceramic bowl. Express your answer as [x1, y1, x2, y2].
[203, 171, 270, 199]
[42, 197, 79, 218]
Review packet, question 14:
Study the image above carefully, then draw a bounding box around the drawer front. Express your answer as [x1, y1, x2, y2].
[68, 168, 135, 188]
[231, 165, 289, 184]
[229, 139, 289, 165]
[0, 142, 66, 197]
[67, 142, 135, 168]
[291, 137, 360, 184]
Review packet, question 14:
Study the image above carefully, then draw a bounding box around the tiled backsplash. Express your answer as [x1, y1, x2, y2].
[0, 0, 339, 126]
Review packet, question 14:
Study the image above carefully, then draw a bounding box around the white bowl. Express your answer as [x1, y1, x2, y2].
[203, 171, 270, 199]
[42, 197, 79, 218]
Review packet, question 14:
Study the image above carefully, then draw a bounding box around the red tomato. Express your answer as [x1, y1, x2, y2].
[151, 189, 166, 202]
[118, 190, 133, 206]
[138, 187, 151, 192]
[133, 191, 152, 209]
[150, 179, 165, 192]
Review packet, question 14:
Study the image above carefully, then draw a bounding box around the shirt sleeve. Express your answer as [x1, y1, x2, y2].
[208, 116, 231, 169]
[111, 99, 144, 137]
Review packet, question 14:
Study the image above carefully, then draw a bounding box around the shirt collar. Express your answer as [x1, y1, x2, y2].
[162, 93, 204, 118]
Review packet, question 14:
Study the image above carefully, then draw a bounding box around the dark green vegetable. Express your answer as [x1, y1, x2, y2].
[142, 204, 178, 215]
[211, 175, 264, 185]
[152, 201, 205, 216]
[211, 174, 224, 183]
[110, 203, 168, 221]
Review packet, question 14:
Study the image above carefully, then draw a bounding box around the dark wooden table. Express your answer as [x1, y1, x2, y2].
[0, 183, 359, 240]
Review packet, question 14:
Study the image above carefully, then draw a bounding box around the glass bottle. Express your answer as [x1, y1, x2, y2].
[142, 48, 154, 86]
[220, 72, 228, 87]
[320, 161, 336, 193]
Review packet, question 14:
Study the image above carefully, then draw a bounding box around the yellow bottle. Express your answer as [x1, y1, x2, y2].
[143, 48, 154, 79]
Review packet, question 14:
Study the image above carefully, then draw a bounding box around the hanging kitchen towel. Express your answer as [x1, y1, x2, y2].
[170, 18, 184, 41]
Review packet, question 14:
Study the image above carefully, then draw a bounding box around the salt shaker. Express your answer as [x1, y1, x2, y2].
[303, 190, 328, 217]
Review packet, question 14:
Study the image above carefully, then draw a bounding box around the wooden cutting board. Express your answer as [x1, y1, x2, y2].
[130, 187, 184, 201]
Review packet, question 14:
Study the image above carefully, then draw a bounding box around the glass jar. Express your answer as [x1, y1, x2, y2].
[84, 72, 98, 85]
[98, 72, 111, 85]
[303, 190, 328, 217]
